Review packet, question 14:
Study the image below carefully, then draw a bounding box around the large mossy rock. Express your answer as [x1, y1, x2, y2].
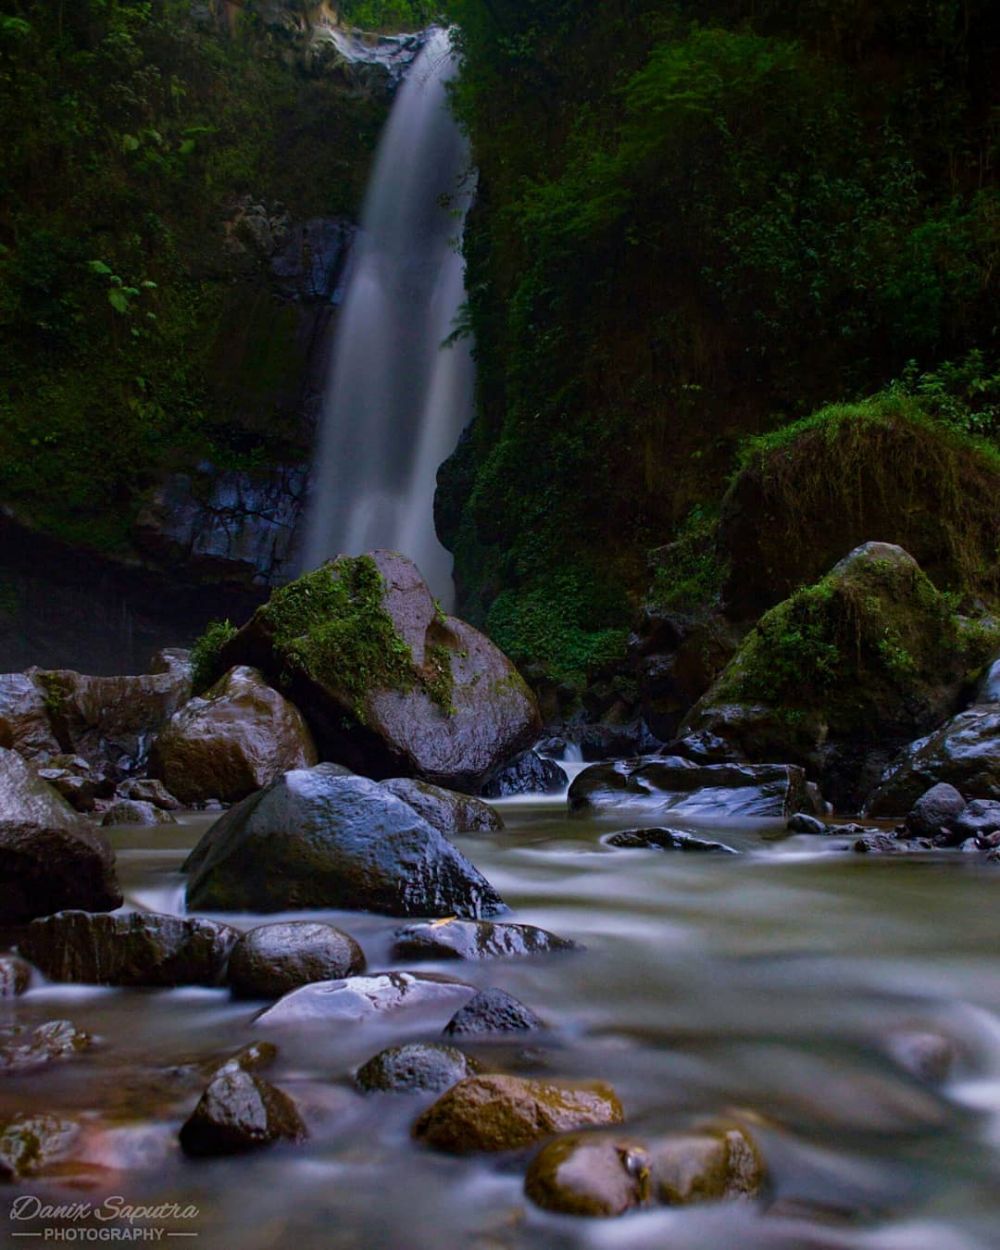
[682, 543, 999, 808]
[718, 401, 1000, 620]
[149, 665, 318, 804]
[0, 747, 121, 922]
[185, 764, 506, 917]
[215, 551, 540, 793]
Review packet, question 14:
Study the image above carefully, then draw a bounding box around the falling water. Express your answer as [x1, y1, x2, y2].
[300, 27, 474, 607]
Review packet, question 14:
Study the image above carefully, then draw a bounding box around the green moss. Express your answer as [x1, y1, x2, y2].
[649, 507, 729, 613]
[189, 619, 238, 695]
[258, 555, 456, 720]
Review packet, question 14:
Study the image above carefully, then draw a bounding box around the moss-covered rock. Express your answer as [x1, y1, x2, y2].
[649, 1125, 765, 1205]
[720, 398, 1000, 619]
[0, 1113, 82, 1180]
[683, 543, 1000, 808]
[216, 551, 541, 792]
[413, 1074, 624, 1153]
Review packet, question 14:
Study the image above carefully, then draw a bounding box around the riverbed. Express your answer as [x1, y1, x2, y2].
[3, 797, 999, 1250]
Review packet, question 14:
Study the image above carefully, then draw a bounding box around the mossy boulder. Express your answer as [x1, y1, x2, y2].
[683, 544, 999, 808]
[214, 551, 541, 793]
[719, 399, 1000, 619]
[184, 765, 506, 918]
[413, 1074, 624, 1153]
[149, 665, 318, 805]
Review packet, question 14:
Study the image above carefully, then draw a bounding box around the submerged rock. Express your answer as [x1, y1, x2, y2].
[867, 706, 1000, 815]
[684, 544, 998, 809]
[179, 1069, 306, 1156]
[380, 777, 504, 834]
[392, 919, 577, 963]
[786, 812, 828, 835]
[649, 1125, 765, 1205]
[569, 758, 809, 821]
[216, 552, 541, 793]
[18, 911, 237, 987]
[887, 1030, 956, 1083]
[0, 747, 121, 922]
[227, 921, 366, 999]
[355, 1043, 477, 1094]
[606, 827, 739, 854]
[525, 1133, 651, 1217]
[149, 665, 318, 805]
[101, 798, 176, 826]
[185, 765, 506, 918]
[0, 954, 31, 997]
[0, 1020, 91, 1074]
[254, 972, 474, 1028]
[481, 750, 568, 798]
[0, 1113, 82, 1179]
[443, 988, 545, 1037]
[413, 1074, 623, 1153]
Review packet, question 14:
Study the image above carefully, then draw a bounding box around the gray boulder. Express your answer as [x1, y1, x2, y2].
[380, 777, 503, 834]
[227, 921, 366, 999]
[179, 1069, 306, 1157]
[905, 783, 968, 837]
[185, 765, 505, 918]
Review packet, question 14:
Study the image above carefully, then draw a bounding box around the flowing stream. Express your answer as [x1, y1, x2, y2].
[300, 28, 474, 608]
[6, 803, 1000, 1250]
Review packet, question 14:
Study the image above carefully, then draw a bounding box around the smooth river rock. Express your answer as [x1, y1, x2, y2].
[443, 988, 545, 1037]
[413, 1074, 624, 1153]
[380, 777, 504, 834]
[150, 665, 318, 805]
[569, 757, 810, 821]
[185, 765, 506, 918]
[254, 972, 475, 1027]
[179, 1069, 306, 1156]
[227, 921, 366, 999]
[905, 783, 967, 837]
[392, 919, 576, 962]
[525, 1133, 652, 1217]
[481, 749, 568, 798]
[355, 1043, 478, 1094]
[18, 911, 238, 987]
[606, 827, 739, 854]
[0, 747, 122, 922]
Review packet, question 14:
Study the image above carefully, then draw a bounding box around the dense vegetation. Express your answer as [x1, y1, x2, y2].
[0, 0, 387, 551]
[439, 0, 1000, 688]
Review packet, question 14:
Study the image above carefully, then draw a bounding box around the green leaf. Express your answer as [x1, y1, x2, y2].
[107, 288, 130, 315]
[87, 260, 113, 276]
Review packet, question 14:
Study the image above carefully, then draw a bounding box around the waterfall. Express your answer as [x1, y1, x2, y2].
[300, 27, 474, 608]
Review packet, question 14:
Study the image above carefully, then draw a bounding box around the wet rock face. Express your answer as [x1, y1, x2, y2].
[0, 954, 31, 997]
[380, 777, 504, 834]
[219, 551, 542, 793]
[525, 1134, 652, 1217]
[569, 757, 810, 821]
[0, 1020, 90, 1074]
[100, 799, 176, 826]
[18, 911, 238, 987]
[950, 798, 1000, 841]
[606, 827, 739, 854]
[26, 665, 191, 775]
[905, 783, 967, 837]
[866, 705, 1000, 815]
[116, 777, 181, 810]
[37, 754, 114, 812]
[0, 748, 122, 923]
[254, 972, 475, 1028]
[413, 1075, 624, 1153]
[149, 665, 318, 805]
[442, 988, 545, 1038]
[134, 465, 309, 592]
[480, 750, 567, 798]
[0, 1113, 82, 1179]
[185, 765, 506, 919]
[227, 921, 366, 999]
[355, 1043, 477, 1095]
[649, 1126, 765, 1205]
[179, 1069, 306, 1157]
[392, 919, 577, 963]
[0, 672, 61, 758]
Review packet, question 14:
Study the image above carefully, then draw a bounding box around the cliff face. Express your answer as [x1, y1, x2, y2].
[0, 0, 413, 598]
[437, 0, 1000, 695]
